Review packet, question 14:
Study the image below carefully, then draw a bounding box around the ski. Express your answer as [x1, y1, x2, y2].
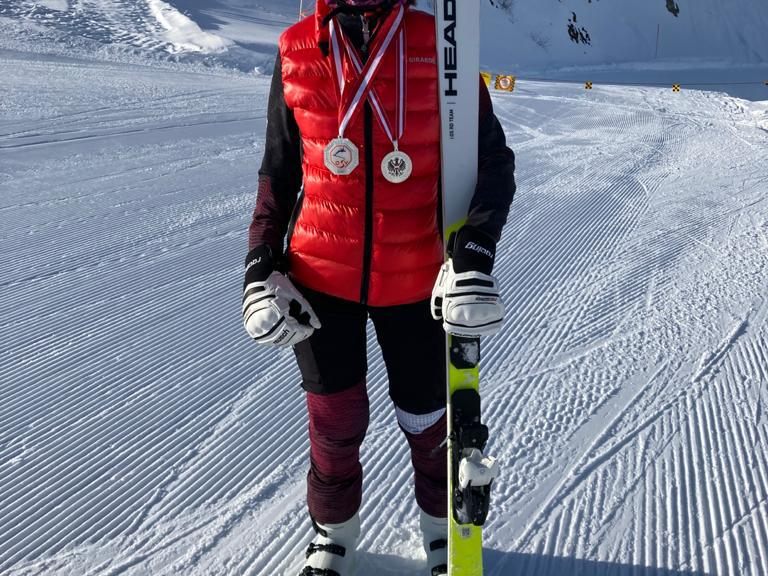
[435, 1, 495, 575]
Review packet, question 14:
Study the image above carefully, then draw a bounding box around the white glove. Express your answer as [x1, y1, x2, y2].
[431, 259, 505, 337]
[242, 271, 321, 347]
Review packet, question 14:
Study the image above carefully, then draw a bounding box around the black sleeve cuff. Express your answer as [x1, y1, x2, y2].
[244, 245, 275, 285]
[450, 226, 497, 275]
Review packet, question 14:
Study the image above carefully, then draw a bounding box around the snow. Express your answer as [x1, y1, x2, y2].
[478, 0, 768, 69]
[2, 1, 768, 575]
[38, 0, 68, 11]
[167, 0, 297, 47]
[147, 0, 233, 54]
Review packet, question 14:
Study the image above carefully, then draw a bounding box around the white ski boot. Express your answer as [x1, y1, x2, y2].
[420, 510, 448, 576]
[300, 513, 360, 576]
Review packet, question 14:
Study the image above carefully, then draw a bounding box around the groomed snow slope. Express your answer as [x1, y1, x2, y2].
[2, 44, 768, 576]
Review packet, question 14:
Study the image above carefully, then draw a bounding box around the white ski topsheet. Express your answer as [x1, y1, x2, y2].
[435, 0, 479, 231]
[3, 9, 768, 576]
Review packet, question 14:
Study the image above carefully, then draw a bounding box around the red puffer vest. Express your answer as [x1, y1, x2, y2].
[280, 6, 443, 307]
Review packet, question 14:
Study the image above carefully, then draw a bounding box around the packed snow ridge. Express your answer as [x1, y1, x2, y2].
[147, 0, 232, 54]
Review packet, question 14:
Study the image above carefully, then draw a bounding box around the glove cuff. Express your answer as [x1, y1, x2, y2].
[450, 226, 496, 275]
[244, 245, 275, 285]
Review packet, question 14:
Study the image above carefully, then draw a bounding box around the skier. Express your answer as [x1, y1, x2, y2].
[242, 0, 515, 573]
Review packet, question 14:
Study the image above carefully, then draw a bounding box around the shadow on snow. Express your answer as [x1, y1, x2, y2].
[362, 549, 710, 576]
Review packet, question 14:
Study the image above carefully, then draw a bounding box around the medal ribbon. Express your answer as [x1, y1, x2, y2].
[329, 5, 406, 142]
[339, 26, 406, 150]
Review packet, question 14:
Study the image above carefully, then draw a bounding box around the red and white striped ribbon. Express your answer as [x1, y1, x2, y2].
[329, 6, 406, 145]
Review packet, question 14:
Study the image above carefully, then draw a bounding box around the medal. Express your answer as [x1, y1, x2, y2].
[324, 137, 360, 175]
[327, 7, 411, 182]
[381, 149, 412, 183]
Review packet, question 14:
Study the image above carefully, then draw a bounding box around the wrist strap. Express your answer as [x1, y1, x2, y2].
[244, 245, 275, 284]
[451, 227, 496, 275]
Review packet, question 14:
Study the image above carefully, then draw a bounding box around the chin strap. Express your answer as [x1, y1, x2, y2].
[321, 0, 400, 26]
[318, 0, 407, 54]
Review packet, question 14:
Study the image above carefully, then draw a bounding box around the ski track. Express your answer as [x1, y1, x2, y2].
[2, 51, 768, 576]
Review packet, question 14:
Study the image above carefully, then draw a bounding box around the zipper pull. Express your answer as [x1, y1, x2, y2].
[361, 16, 370, 53]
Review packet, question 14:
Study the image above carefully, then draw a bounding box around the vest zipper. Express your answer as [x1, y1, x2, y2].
[360, 102, 374, 305]
[361, 16, 370, 52]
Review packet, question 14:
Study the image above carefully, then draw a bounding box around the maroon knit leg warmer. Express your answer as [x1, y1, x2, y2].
[306, 381, 370, 524]
[402, 414, 448, 518]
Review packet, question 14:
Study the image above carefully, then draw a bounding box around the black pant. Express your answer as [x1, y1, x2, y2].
[293, 285, 447, 415]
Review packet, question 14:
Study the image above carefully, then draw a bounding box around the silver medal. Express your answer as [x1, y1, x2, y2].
[381, 149, 412, 184]
[324, 138, 359, 176]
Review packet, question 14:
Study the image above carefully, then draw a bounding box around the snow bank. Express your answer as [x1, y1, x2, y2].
[753, 101, 768, 130]
[147, 0, 233, 54]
